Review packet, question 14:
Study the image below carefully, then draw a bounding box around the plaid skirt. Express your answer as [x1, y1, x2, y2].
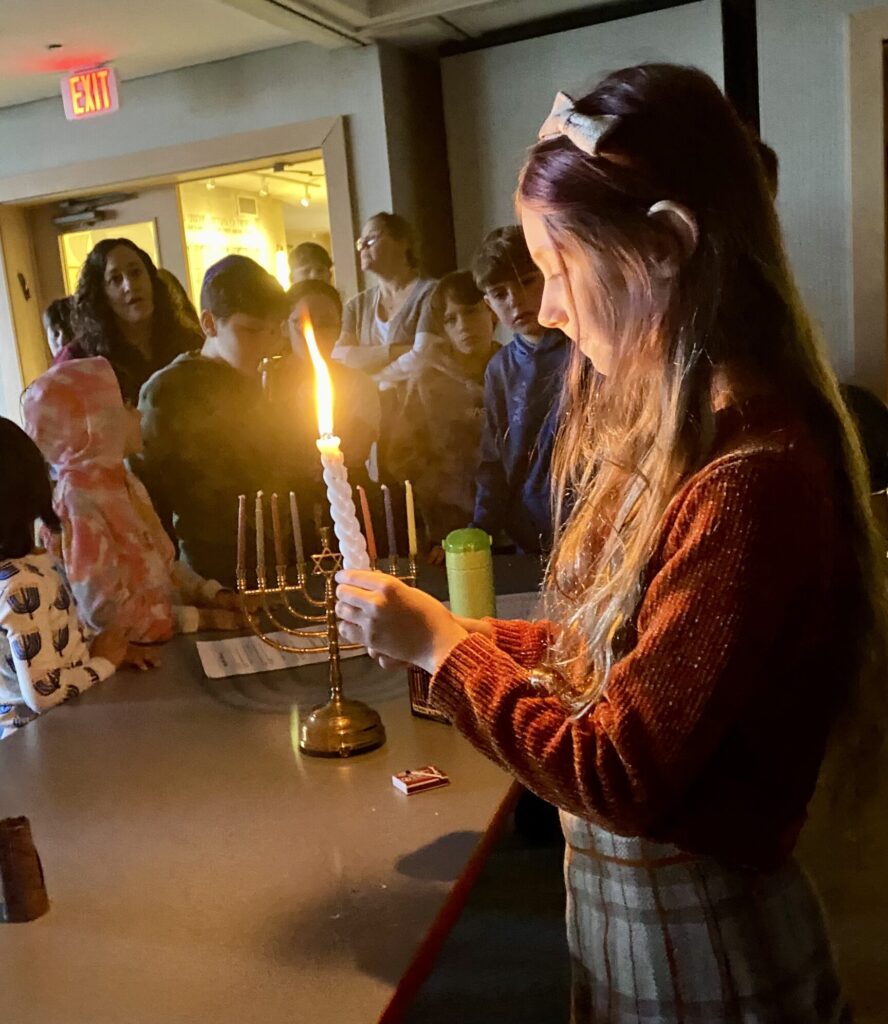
[561, 811, 851, 1024]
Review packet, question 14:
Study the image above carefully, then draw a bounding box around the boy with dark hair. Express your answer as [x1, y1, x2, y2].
[43, 296, 74, 358]
[133, 255, 296, 585]
[387, 270, 497, 559]
[470, 225, 570, 553]
[289, 242, 333, 286]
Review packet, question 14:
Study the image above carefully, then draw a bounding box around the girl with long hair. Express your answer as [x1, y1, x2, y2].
[335, 64, 885, 1021]
[65, 238, 202, 402]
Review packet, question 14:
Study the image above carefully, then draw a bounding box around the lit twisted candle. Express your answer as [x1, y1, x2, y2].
[302, 314, 370, 571]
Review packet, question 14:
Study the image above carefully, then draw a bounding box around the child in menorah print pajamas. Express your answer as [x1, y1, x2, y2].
[0, 419, 126, 739]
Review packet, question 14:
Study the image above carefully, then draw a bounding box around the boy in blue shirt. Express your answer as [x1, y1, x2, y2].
[471, 226, 570, 553]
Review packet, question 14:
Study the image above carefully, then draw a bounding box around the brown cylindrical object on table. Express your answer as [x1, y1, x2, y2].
[406, 665, 451, 725]
[0, 816, 50, 923]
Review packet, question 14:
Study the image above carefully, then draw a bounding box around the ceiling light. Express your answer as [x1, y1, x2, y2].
[300, 185, 310, 208]
[258, 178, 269, 198]
[206, 179, 216, 191]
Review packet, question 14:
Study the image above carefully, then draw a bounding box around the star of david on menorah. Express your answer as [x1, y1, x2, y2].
[234, 314, 418, 759]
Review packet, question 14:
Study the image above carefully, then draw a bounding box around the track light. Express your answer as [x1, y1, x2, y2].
[300, 185, 310, 208]
[206, 179, 216, 190]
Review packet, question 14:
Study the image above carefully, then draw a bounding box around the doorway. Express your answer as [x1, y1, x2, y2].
[13, 148, 332, 393]
[178, 154, 331, 298]
[32, 149, 332, 310]
[0, 117, 357, 417]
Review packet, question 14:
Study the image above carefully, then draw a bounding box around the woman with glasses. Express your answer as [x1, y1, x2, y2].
[332, 212, 438, 390]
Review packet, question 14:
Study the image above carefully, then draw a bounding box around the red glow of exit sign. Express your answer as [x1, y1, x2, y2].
[61, 66, 119, 121]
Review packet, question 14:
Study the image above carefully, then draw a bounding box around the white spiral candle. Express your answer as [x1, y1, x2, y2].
[317, 435, 370, 570]
[300, 311, 371, 570]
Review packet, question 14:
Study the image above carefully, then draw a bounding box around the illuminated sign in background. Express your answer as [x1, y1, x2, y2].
[61, 66, 119, 121]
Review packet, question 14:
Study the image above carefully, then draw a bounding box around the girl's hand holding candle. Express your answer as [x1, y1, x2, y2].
[335, 569, 468, 675]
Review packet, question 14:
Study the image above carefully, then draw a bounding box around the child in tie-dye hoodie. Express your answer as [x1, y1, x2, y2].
[0, 418, 127, 739]
[22, 357, 240, 646]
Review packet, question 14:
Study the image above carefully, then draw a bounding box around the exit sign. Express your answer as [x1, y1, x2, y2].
[61, 66, 119, 121]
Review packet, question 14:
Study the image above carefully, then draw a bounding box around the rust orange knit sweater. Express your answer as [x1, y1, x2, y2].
[429, 403, 860, 869]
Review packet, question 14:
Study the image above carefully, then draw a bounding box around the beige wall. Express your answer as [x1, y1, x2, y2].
[441, 1, 724, 268]
[758, 0, 888, 390]
[0, 212, 27, 422]
[379, 48, 456, 279]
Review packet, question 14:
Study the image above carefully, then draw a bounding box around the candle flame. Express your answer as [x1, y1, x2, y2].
[301, 312, 334, 438]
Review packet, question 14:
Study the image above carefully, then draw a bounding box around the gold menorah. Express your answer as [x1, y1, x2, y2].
[235, 491, 416, 758]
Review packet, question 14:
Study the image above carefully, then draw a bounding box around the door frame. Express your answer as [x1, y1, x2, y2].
[848, 9, 888, 391]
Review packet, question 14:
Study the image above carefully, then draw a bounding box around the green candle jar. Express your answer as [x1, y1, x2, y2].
[443, 528, 496, 619]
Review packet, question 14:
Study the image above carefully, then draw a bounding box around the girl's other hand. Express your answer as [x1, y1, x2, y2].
[335, 570, 467, 674]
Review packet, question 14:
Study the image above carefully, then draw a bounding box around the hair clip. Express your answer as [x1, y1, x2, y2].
[538, 91, 618, 157]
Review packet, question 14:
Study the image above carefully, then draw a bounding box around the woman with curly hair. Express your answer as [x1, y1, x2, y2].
[62, 238, 202, 402]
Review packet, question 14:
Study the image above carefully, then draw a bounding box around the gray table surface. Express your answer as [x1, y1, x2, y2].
[0, 556, 541, 1024]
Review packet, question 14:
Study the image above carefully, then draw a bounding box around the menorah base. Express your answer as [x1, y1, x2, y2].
[298, 697, 386, 757]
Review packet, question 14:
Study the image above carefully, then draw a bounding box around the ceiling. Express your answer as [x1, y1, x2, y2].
[0, 0, 293, 108]
[0, 0, 623, 109]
